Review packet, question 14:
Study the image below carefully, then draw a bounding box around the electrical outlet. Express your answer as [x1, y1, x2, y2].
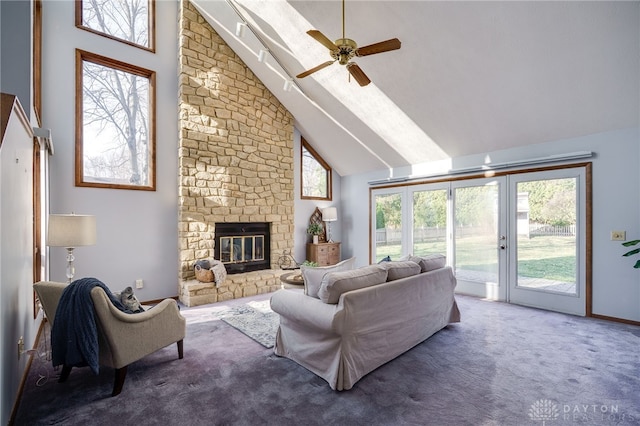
[611, 231, 626, 241]
[18, 336, 24, 360]
[135, 279, 144, 289]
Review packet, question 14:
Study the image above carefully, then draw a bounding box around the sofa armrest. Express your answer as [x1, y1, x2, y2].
[270, 289, 340, 332]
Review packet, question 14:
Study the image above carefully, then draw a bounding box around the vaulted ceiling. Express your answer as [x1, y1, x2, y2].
[191, 0, 639, 177]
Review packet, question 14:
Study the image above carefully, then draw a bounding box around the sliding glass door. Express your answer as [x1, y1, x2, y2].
[411, 184, 449, 257]
[372, 189, 405, 262]
[507, 169, 586, 315]
[370, 165, 588, 315]
[451, 178, 507, 300]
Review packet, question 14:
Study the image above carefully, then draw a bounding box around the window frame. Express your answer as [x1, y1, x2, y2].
[75, 0, 156, 53]
[300, 137, 332, 201]
[75, 49, 156, 191]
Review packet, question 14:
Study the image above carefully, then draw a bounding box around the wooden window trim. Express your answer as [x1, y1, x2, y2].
[75, 0, 156, 53]
[76, 49, 156, 191]
[301, 137, 332, 201]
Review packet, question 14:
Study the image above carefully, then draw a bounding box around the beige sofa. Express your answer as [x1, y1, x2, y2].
[270, 257, 460, 390]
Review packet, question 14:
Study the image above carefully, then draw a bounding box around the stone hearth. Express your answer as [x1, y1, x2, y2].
[177, 0, 294, 306]
[179, 270, 289, 307]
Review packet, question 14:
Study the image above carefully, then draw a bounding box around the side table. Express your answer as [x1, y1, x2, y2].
[280, 271, 304, 290]
[306, 242, 341, 266]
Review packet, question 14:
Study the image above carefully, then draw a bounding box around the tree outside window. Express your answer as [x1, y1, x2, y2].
[301, 138, 332, 200]
[76, 50, 156, 190]
[76, 0, 154, 52]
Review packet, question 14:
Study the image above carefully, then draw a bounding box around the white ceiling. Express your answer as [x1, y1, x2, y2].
[191, 0, 640, 177]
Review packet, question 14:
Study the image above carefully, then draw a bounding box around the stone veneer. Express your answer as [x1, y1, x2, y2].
[178, 0, 294, 306]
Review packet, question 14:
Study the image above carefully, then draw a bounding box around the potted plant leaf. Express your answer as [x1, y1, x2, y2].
[622, 239, 640, 268]
[307, 222, 323, 244]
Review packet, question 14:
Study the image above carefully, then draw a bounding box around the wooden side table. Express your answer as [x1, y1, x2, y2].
[306, 242, 341, 266]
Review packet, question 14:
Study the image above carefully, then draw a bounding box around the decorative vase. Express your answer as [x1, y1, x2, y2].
[313, 235, 319, 244]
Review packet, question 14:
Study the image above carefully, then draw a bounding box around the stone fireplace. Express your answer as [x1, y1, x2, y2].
[177, 0, 294, 307]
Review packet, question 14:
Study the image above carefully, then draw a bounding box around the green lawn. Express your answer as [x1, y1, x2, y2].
[376, 235, 576, 282]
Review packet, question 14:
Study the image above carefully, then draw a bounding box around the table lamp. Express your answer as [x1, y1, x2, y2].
[47, 214, 97, 282]
[322, 207, 337, 243]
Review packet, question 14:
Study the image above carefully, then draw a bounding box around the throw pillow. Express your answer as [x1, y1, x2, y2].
[383, 260, 422, 281]
[301, 257, 356, 298]
[416, 254, 446, 272]
[318, 265, 389, 304]
[377, 255, 391, 263]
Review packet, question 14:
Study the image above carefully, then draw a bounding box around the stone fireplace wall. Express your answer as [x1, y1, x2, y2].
[178, 0, 294, 306]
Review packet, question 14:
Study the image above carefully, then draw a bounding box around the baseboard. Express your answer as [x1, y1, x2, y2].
[142, 295, 179, 305]
[590, 313, 640, 326]
[8, 318, 46, 426]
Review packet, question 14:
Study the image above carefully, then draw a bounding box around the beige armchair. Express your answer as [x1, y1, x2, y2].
[33, 281, 186, 396]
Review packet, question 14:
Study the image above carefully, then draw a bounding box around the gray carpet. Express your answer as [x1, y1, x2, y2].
[14, 294, 640, 426]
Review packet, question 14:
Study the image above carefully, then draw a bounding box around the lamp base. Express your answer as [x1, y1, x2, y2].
[65, 247, 76, 283]
[326, 222, 333, 243]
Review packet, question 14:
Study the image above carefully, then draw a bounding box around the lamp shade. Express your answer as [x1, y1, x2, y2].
[322, 207, 337, 222]
[47, 214, 97, 247]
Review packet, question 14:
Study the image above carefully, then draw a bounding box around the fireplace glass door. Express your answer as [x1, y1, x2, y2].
[220, 235, 264, 264]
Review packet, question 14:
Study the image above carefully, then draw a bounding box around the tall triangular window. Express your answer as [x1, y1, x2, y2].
[301, 137, 332, 200]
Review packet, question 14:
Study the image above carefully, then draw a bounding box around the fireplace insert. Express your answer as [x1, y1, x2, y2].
[214, 222, 270, 274]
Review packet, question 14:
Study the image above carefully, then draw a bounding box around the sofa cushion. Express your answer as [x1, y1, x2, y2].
[383, 260, 422, 281]
[301, 257, 356, 298]
[411, 254, 446, 272]
[318, 265, 388, 304]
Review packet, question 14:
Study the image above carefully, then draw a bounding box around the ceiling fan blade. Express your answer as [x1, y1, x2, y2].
[346, 63, 371, 86]
[296, 61, 336, 79]
[356, 38, 401, 57]
[307, 30, 339, 51]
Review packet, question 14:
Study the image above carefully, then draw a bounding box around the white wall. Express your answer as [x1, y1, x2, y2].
[42, 1, 180, 300]
[0, 1, 32, 120]
[341, 127, 640, 322]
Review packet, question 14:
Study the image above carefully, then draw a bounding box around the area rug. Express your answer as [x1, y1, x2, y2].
[177, 297, 281, 348]
[216, 300, 279, 348]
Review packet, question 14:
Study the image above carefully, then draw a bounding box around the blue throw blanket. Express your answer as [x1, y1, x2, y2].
[51, 277, 131, 375]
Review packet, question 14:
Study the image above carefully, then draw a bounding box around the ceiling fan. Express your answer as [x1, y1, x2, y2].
[296, 0, 401, 87]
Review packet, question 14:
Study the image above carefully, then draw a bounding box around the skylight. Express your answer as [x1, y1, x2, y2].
[230, 0, 448, 165]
